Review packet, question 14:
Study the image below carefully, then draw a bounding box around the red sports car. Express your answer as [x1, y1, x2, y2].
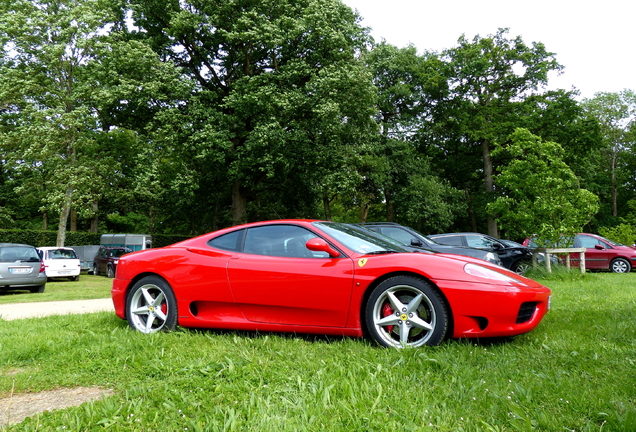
[112, 220, 551, 348]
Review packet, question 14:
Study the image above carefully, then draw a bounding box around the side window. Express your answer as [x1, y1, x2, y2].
[466, 235, 494, 249]
[577, 235, 602, 249]
[380, 227, 417, 245]
[209, 230, 244, 252]
[436, 235, 464, 246]
[244, 225, 328, 258]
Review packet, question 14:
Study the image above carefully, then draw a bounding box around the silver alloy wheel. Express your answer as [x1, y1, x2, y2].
[371, 284, 436, 348]
[129, 283, 170, 333]
[610, 258, 630, 273]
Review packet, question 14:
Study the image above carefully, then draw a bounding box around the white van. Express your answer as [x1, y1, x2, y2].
[36, 247, 81, 281]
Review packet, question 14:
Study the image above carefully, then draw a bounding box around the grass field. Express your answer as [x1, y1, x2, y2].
[0, 272, 635, 431]
[0, 275, 112, 304]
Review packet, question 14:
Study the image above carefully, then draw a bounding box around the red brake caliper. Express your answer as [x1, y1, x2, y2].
[382, 303, 394, 333]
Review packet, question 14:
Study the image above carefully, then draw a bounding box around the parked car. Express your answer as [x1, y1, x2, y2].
[523, 233, 636, 273]
[112, 220, 551, 347]
[429, 232, 534, 274]
[37, 247, 81, 281]
[360, 222, 502, 266]
[0, 243, 47, 293]
[93, 246, 132, 278]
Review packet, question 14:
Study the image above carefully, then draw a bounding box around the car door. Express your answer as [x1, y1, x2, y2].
[575, 234, 610, 270]
[227, 224, 354, 327]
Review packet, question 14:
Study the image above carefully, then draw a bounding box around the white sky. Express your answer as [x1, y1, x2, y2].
[341, 0, 635, 100]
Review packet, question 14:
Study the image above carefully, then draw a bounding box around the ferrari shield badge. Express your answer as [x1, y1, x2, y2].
[358, 258, 368, 267]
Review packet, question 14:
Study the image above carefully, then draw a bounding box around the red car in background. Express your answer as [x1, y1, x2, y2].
[112, 220, 551, 348]
[523, 233, 636, 273]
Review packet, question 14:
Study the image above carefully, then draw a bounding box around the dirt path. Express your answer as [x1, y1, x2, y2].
[0, 298, 113, 321]
[0, 299, 116, 427]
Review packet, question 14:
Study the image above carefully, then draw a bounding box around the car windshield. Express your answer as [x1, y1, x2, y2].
[49, 249, 78, 259]
[315, 222, 408, 254]
[112, 248, 132, 257]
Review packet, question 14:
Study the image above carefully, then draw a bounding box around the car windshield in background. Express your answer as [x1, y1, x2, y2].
[49, 249, 78, 259]
[112, 249, 131, 257]
[314, 222, 408, 254]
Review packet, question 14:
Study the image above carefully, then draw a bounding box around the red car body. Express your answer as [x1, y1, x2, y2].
[112, 220, 551, 347]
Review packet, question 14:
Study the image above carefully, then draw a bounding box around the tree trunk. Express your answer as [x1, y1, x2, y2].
[70, 208, 77, 231]
[232, 180, 248, 225]
[465, 189, 477, 232]
[56, 186, 73, 247]
[482, 139, 498, 237]
[359, 202, 370, 223]
[322, 192, 332, 221]
[42, 212, 48, 231]
[90, 201, 99, 233]
[611, 152, 618, 217]
[385, 190, 396, 222]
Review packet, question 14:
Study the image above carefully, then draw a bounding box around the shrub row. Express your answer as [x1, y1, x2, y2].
[0, 230, 191, 248]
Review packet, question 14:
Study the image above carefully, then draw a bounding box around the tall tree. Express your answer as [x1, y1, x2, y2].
[125, 0, 377, 225]
[363, 42, 457, 226]
[582, 90, 636, 218]
[433, 29, 562, 237]
[488, 128, 599, 245]
[0, 0, 116, 244]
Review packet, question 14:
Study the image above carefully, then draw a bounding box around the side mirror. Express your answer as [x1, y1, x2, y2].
[410, 238, 423, 247]
[492, 243, 503, 251]
[306, 237, 340, 257]
[594, 244, 604, 250]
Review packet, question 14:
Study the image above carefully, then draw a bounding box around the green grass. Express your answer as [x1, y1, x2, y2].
[1, 273, 635, 431]
[0, 275, 112, 304]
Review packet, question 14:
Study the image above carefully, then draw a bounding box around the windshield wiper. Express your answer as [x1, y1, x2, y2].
[365, 250, 400, 255]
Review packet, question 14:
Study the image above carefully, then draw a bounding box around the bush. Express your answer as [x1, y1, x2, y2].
[0, 229, 101, 246]
[598, 224, 636, 246]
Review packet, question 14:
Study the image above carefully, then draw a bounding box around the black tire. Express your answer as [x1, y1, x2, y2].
[29, 285, 45, 293]
[72, 275, 80, 281]
[107, 265, 115, 278]
[365, 276, 448, 348]
[610, 258, 631, 273]
[125, 276, 177, 333]
[512, 260, 532, 275]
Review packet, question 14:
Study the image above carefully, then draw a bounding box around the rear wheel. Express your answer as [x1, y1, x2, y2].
[610, 258, 631, 273]
[93, 264, 99, 276]
[29, 285, 45, 293]
[126, 276, 177, 333]
[365, 276, 448, 348]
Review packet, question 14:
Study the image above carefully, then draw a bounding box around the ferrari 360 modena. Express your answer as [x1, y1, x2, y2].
[111, 220, 551, 348]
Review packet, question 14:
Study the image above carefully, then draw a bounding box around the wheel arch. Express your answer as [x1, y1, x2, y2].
[359, 271, 454, 340]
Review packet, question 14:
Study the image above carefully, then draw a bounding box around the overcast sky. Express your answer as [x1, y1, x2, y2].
[340, 0, 635, 100]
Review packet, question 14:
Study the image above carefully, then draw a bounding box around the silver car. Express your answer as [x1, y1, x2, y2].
[0, 243, 47, 293]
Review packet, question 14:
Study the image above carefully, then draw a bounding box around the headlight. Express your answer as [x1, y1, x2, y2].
[114, 260, 119, 265]
[464, 263, 521, 283]
[485, 252, 498, 263]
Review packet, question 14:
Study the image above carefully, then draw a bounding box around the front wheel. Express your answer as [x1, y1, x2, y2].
[107, 265, 115, 278]
[512, 260, 532, 275]
[610, 258, 631, 273]
[126, 276, 177, 333]
[365, 276, 448, 348]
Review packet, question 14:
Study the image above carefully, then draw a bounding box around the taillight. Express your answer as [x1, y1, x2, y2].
[39, 261, 46, 273]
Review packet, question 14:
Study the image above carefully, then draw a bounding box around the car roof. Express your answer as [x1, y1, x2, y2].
[37, 246, 75, 250]
[0, 243, 36, 248]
